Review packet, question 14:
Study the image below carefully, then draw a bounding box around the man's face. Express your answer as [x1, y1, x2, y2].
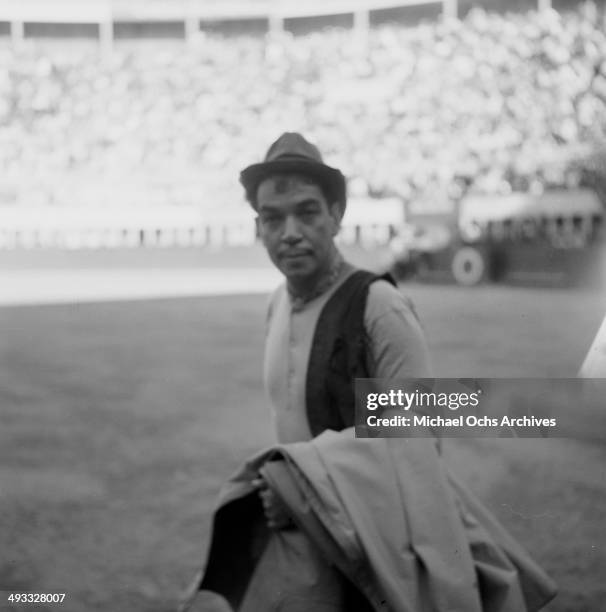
[256, 174, 342, 284]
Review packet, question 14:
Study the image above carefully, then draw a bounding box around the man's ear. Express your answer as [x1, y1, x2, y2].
[255, 215, 263, 238]
[328, 202, 344, 236]
[255, 216, 268, 245]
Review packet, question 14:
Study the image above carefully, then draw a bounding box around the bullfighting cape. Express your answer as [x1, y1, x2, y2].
[191, 429, 557, 611]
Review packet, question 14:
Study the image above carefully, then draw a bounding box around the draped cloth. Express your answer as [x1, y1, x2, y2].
[192, 429, 557, 612]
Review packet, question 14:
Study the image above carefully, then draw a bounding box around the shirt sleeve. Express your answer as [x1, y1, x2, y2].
[364, 280, 434, 379]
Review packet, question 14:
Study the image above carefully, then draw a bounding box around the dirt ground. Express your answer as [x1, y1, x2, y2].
[0, 282, 605, 611]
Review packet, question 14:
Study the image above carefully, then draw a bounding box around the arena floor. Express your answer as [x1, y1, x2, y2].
[0, 267, 282, 306]
[0, 245, 388, 306]
[1, 251, 605, 611]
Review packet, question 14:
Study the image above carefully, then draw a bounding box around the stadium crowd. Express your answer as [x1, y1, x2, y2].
[0, 3, 605, 209]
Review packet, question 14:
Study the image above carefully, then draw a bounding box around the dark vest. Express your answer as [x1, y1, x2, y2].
[305, 269, 396, 437]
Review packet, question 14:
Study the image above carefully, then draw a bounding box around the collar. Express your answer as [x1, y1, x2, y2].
[288, 251, 345, 312]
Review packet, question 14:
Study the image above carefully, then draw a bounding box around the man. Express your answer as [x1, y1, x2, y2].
[241, 132, 433, 525]
[236, 132, 436, 609]
[185, 134, 556, 612]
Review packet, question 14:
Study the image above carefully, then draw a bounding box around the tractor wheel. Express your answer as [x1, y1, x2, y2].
[451, 246, 488, 286]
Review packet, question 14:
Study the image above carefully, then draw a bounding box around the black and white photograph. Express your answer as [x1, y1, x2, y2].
[1, 1, 605, 611]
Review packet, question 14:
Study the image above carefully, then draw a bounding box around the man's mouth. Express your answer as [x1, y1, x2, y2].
[282, 251, 310, 259]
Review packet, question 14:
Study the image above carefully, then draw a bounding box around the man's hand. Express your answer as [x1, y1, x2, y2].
[252, 475, 294, 530]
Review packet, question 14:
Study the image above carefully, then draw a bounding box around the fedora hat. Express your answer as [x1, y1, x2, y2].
[240, 132, 346, 210]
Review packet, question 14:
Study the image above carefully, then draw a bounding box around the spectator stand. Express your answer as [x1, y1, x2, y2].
[0, 1, 605, 253]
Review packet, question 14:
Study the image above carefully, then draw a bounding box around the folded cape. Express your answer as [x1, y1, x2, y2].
[189, 429, 556, 612]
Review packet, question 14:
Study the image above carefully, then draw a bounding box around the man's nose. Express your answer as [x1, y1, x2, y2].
[281, 215, 302, 243]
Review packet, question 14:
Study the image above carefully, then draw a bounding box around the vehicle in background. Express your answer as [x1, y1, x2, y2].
[388, 189, 604, 287]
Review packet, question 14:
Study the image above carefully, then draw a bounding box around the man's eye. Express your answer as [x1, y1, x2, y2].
[262, 215, 281, 225]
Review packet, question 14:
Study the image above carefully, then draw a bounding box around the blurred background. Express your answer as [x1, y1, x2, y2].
[0, 1, 605, 611]
[0, 0, 605, 293]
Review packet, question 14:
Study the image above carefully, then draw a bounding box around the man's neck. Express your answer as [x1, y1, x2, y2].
[287, 249, 345, 305]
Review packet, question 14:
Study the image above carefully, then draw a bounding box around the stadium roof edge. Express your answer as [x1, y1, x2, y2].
[0, 0, 449, 23]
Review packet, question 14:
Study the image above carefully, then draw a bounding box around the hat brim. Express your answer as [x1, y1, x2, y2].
[240, 160, 346, 210]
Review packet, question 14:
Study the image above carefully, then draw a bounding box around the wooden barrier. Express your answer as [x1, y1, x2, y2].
[0, 197, 404, 250]
[0, 202, 402, 250]
[0, 223, 398, 250]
